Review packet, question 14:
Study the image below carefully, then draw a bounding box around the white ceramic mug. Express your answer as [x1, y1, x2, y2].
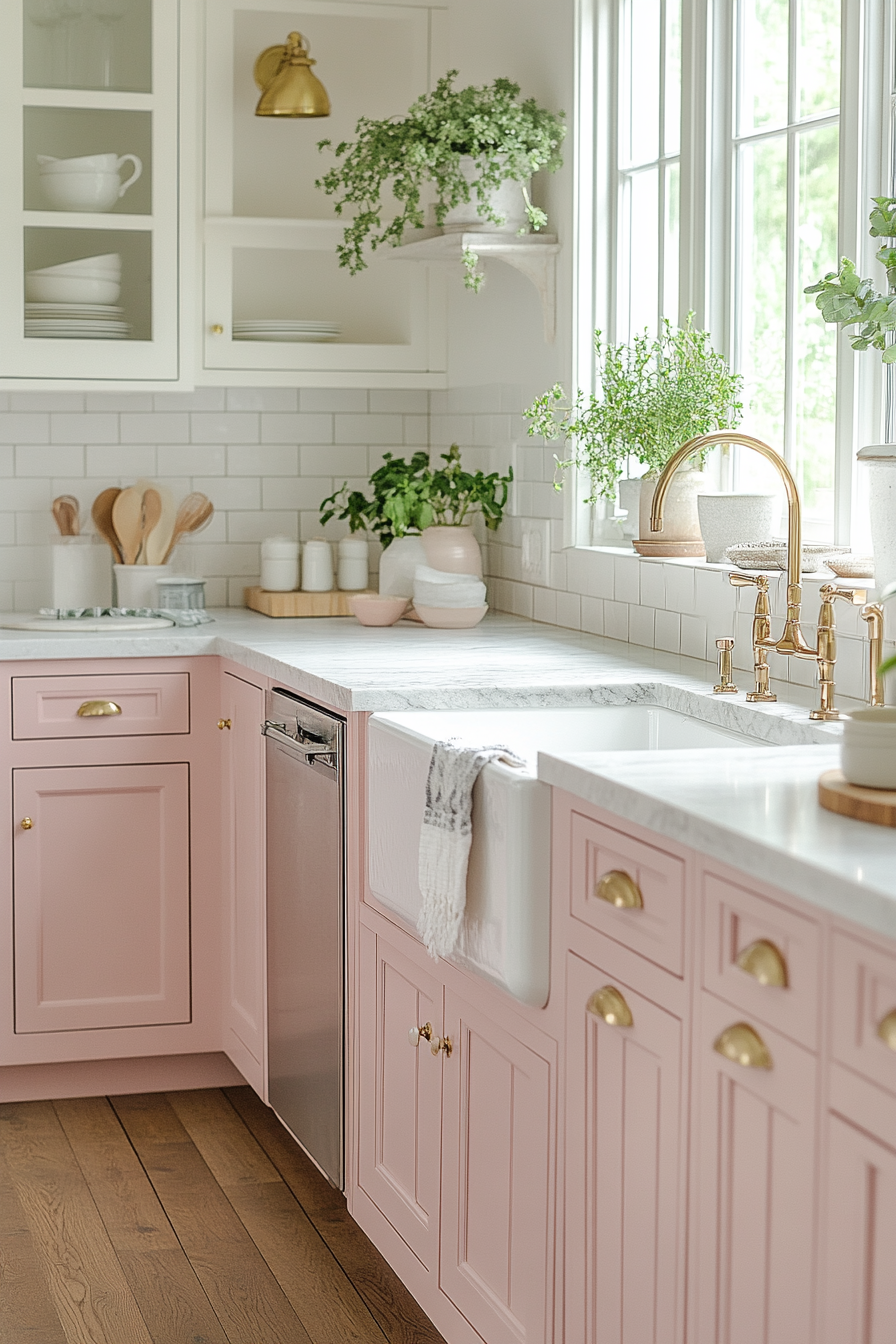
[37, 153, 142, 212]
[841, 708, 896, 789]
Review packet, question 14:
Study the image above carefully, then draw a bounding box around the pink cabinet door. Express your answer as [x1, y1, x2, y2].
[821, 1110, 896, 1344]
[221, 671, 266, 1092]
[565, 952, 685, 1344]
[693, 991, 817, 1344]
[13, 763, 190, 1033]
[358, 924, 443, 1272]
[440, 987, 554, 1344]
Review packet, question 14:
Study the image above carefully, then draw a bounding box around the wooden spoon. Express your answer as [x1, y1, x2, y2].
[138, 488, 163, 564]
[141, 481, 176, 566]
[91, 487, 123, 562]
[52, 495, 80, 536]
[161, 493, 214, 563]
[112, 486, 143, 565]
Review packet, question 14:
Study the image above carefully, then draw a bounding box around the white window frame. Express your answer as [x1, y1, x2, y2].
[573, 0, 895, 549]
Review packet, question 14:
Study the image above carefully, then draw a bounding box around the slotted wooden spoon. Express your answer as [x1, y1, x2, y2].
[161, 493, 214, 563]
[52, 495, 80, 536]
[112, 486, 143, 565]
[91, 487, 123, 562]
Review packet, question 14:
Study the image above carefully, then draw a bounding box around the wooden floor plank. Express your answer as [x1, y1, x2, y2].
[223, 1086, 447, 1344]
[0, 1140, 68, 1344]
[53, 1098, 227, 1344]
[0, 1101, 154, 1344]
[168, 1089, 389, 1344]
[110, 1093, 315, 1344]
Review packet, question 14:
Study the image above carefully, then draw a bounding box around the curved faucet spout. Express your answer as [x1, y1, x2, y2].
[649, 430, 813, 656]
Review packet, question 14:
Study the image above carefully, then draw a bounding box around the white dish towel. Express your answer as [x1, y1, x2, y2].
[417, 740, 525, 959]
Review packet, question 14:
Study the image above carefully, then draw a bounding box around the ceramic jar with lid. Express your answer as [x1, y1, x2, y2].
[302, 539, 334, 592]
[261, 536, 300, 592]
[337, 536, 369, 590]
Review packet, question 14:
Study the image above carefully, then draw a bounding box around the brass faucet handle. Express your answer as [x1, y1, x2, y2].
[729, 572, 769, 591]
[713, 637, 738, 694]
[861, 602, 885, 707]
[820, 584, 867, 605]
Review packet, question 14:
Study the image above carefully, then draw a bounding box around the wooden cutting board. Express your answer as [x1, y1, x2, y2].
[818, 769, 896, 827]
[245, 586, 375, 617]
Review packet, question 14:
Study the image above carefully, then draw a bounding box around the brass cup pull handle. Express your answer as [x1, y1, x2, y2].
[431, 1034, 453, 1058]
[596, 870, 643, 910]
[408, 1023, 433, 1047]
[876, 1009, 896, 1051]
[77, 700, 122, 718]
[20, 817, 33, 831]
[586, 985, 634, 1028]
[217, 718, 232, 730]
[713, 1022, 773, 1070]
[735, 939, 789, 988]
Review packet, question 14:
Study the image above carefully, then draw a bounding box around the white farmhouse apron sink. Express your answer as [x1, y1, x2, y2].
[367, 705, 759, 1008]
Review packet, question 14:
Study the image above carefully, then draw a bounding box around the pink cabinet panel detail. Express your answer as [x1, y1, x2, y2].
[12, 671, 190, 739]
[821, 1111, 896, 1344]
[358, 925, 442, 1271]
[565, 952, 685, 1344]
[222, 671, 266, 1088]
[13, 762, 191, 1032]
[569, 810, 685, 976]
[830, 930, 896, 1097]
[440, 988, 553, 1344]
[693, 991, 817, 1344]
[703, 872, 820, 1050]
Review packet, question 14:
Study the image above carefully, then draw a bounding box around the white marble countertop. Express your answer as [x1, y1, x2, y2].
[538, 744, 896, 939]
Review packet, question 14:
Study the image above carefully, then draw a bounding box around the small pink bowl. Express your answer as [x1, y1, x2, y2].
[349, 593, 410, 626]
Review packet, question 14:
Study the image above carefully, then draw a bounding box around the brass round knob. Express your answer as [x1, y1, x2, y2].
[431, 1034, 453, 1058]
[210, 324, 224, 335]
[217, 719, 232, 730]
[20, 817, 33, 830]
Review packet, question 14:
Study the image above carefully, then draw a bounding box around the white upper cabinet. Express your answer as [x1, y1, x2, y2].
[0, 0, 181, 385]
[201, 0, 447, 387]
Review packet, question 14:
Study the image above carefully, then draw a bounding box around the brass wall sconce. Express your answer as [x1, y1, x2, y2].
[254, 31, 331, 118]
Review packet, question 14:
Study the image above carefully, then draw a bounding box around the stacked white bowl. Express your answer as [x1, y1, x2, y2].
[24, 252, 131, 339]
[412, 564, 488, 628]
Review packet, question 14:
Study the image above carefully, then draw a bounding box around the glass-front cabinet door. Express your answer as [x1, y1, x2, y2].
[0, 0, 179, 382]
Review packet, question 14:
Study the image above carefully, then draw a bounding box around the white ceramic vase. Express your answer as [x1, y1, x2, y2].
[421, 525, 483, 577]
[635, 468, 707, 555]
[378, 535, 427, 598]
[617, 477, 643, 541]
[857, 445, 896, 607]
[696, 493, 777, 563]
[441, 157, 531, 234]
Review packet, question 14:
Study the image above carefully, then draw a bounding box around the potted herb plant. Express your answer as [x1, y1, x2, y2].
[315, 70, 566, 290]
[524, 317, 743, 554]
[319, 445, 513, 595]
[806, 196, 896, 596]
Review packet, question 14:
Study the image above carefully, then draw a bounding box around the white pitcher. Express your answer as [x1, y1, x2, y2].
[37, 152, 143, 212]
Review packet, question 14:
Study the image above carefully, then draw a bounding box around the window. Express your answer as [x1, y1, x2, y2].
[584, 0, 894, 545]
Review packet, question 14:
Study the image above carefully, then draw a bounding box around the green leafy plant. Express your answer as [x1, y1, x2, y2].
[524, 317, 743, 502]
[316, 70, 566, 290]
[805, 197, 896, 361]
[319, 446, 513, 546]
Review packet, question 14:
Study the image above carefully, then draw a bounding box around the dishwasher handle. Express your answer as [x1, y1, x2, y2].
[262, 719, 340, 769]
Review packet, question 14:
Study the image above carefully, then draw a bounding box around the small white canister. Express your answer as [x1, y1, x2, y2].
[337, 536, 369, 590]
[841, 708, 896, 789]
[261, 536, 300, 592]
[302, 539, 334, 592]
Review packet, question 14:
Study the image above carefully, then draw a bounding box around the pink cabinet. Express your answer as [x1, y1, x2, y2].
[692, 991, 817, 1344]
[565, 951, 685, 1344]
[221, 669, 267, 1095]
[12, 762, 190, 1033]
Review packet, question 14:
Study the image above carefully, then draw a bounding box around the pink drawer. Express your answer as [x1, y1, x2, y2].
[570, 811, 685, 976]
[831, 930, 896, 1097]
[12, 672, 190, 740]
[703, 872, 820, 1050]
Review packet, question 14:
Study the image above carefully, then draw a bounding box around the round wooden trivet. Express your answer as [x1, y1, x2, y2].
[818, 770, 896, 827]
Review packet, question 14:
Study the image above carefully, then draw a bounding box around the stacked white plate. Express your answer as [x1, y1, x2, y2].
[25, 302, 131, 340]
[232, 318, 341, 343]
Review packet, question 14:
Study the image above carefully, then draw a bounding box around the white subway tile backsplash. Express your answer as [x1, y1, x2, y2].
[227, 443, 299, 476]
[192, 476, 261, 510]
[639, 559, 665, 608]
[192, 412, 259, 444]
[613, 553, 640, 604]
[261, 413, 332, 444]
[300, 388, 368, 413]
[533, 587, 557, 624]
[120, 412, 191, 444]
[629, 604, 656, 648]
[604, 600, 629, 642]
[262, 475, 330, 511]
[85, 444, 157, 478]
[226, 387, 298, 412]
[300, 444, 369, 477]
[0, 514, 15, 545]
[555, 591, 582, 630]
[654, 609, 681, 653]
[85, 392, 154, 412]
[16, 444, 84, 476]
[227, 511, 299, 543]
[369, 389, 428, 413]
[158, 444, 227, 476]
[663, 562, 696, 613]
[155, 389, 226, 411]
[50, 413, 118, 444]
[11, 392, 84, 412]
[334, 414, 403, 445]
[580, 595, 604, 635]
[680, 613, 708, 661]
[0, 414, 50, 443]
[0, 446, 12, 476]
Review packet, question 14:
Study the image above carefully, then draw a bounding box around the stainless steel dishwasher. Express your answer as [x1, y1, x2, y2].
[263, 688, 345, 1189]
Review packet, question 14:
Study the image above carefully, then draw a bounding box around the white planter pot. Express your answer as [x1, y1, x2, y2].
[696, 493, 777, 563]
[857, 446, 896, 607]
[421, 525, 483, 577]
[378, 535, 427, 598]
[617, 477, 642, 541]
[441, 157, 530, 235]
[635, 469, 706, 556]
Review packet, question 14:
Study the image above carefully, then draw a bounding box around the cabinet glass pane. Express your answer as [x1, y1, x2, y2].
[24, 108, 152, 215]
[24, 227, 152, 339]
[23, 0, 152, 93]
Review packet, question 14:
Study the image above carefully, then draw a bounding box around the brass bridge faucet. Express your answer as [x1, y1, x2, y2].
[649, 432, 865, 717]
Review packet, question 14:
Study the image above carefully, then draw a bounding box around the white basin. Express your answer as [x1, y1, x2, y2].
[367, 705, 759, 1007]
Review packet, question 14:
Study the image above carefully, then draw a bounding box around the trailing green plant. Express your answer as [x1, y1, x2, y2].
[316, 70, 566, 290]
[319, 445, 513, 546]
[805, 197, 896, 362]
[524, 316, 743, 502]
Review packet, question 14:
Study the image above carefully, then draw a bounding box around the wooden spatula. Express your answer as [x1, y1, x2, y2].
[142, 482, 176, 565]
[91, 487, 123, 562]
[112, 486, 143, 565]
[139, 488, 162, 564]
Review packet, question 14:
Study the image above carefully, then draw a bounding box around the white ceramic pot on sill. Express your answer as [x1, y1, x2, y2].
[440, 157, 531, 235]
[421, 525, 483, 577]
[635, 468, 706, 557]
